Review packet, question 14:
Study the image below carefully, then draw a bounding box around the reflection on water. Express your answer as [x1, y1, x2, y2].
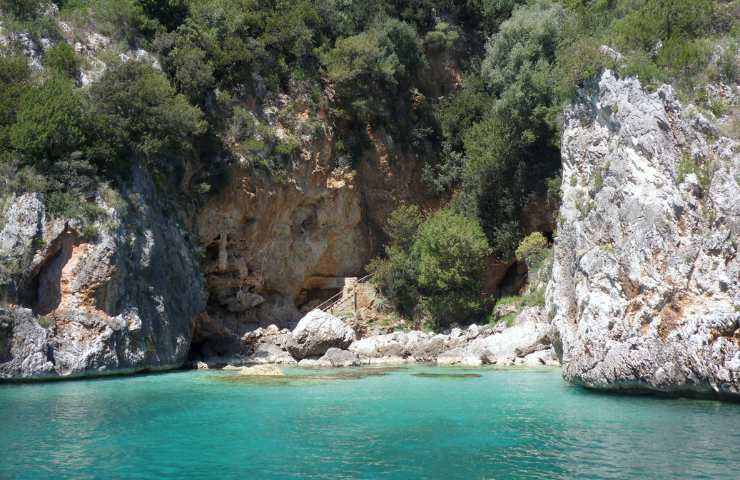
[1, 366, 739, 480]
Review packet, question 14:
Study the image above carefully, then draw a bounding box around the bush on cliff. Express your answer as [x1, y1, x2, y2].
[515, 232, 549, 271]
[87, 60, 206, 175]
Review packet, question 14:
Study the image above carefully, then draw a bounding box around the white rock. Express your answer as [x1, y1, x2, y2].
[547, 70, 739, 398]
[288, 309, 355, 360]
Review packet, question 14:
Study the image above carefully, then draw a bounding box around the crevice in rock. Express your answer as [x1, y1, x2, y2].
[20, 230, 77, 316]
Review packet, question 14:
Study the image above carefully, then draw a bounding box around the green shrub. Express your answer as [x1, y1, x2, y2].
[368, 246, 420, 318]
[385, 203, 423, 250]
[423, 21, 459, 52]
[515, 232, 549, 268]
[709, 100, 729, 118]
[88, 61, 206, 173]
[44, 42, 80, 79]
[36, 315, 53, 329]
[716, 43, 738, 84]
[0, 0, 43, 20]
[676, 153, 715, 193]
[9, 76, 86, 165]
[412, 209, 491, 325]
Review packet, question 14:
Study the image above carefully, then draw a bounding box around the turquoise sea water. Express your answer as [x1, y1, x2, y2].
[1, 366, 739, 480]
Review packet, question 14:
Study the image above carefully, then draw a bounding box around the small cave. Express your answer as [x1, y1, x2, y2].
[19, 231, 77, 316]
[296, 276, 351, 313]
[204, 241, 220, 264]
[187, 312, 245, 363]
[187, 334, 243, 363]
[497, 262, 529, 297]
[296, 287, 342, 312]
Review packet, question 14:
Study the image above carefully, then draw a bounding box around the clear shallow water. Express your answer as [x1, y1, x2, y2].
[1, 366, 739, 480]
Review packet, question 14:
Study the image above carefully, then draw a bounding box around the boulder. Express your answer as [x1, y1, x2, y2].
[287, 309, 355, 360]
[319, 348, 360, 367]
[245, 343, 297, 365]
[297, 348, 361, 368]
[466, 311, 550, 362]
[518, 349, 559, 367]
[348, 330, 457, 361]
[437, 347, 488, 367]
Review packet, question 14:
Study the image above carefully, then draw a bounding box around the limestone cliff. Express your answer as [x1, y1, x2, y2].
[547, 71, 739, 398]
[193, 101, 432, 357]
[0, 169, 205, 379]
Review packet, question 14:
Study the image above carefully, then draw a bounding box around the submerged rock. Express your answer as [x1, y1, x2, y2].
[548, 70, 739, 398]
[236, 364, 284, 376]
[288, 309, 355, 360]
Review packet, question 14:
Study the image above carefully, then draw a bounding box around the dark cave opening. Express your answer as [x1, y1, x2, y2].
[19, 232, 76, 316]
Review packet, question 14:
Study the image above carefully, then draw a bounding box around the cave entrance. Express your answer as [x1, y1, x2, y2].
[20, 231, 77, 316]
[296, 276, 351, 313]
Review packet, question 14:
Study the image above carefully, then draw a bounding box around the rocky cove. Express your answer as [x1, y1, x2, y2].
[1, 69, 737, 401]
[1, 2, 740, 478]
[0, 0, 739, 389]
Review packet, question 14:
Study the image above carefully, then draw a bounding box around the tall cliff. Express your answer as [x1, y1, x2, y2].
[0, 169, 205, 379]
[192, 114, 432, 358]
[547, 71, 739, 398]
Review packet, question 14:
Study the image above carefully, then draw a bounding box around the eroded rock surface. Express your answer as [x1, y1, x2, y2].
[547, 71, 739, 398]
[0, 170, 205, 380]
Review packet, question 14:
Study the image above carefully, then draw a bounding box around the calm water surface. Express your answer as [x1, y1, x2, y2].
[1, 366, 738, 479]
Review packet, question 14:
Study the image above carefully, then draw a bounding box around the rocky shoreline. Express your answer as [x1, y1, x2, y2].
[193, 307, 560, 372]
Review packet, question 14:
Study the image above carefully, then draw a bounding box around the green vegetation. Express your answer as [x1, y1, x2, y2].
[370, 206, 491, 327]
[1, 1, 736, 329]
[677, 153, 716, 193]
[515, 232, 549, 270]
[413, 209, 492, 326]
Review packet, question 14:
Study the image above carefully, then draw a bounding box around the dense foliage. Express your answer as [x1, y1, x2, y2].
[370, 205, 491, 327]
[0, 0, 736, 326]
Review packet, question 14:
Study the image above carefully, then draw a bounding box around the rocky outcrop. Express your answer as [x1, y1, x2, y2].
[209, 306, 557, 368]
[0, 170, 206, 380]
[435, 308, 553, 366]
[287, 309, 356, 360]
[547, 71, 739, 398]
[344, 310, 556, 367]
[349, 330, 451, 362]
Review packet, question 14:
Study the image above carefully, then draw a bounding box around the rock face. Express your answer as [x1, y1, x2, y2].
[192, 100, 433, 356]
[287, 309, 356, 360]
[0, 170, 206, 380]
[548, 71, 739, 398]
